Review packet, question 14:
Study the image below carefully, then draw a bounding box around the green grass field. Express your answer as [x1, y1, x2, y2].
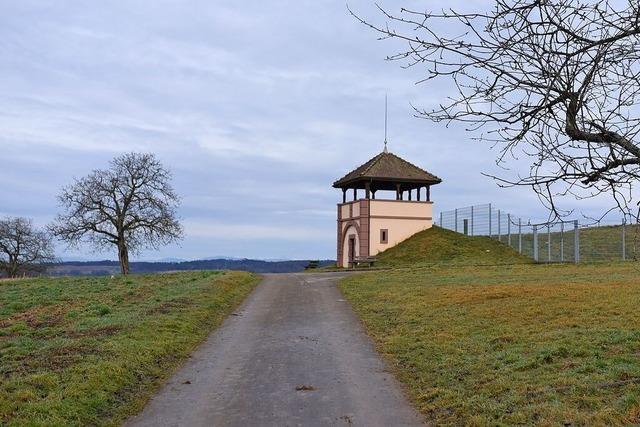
[339, 229, 640, 425]
[0, 271, 259, 426]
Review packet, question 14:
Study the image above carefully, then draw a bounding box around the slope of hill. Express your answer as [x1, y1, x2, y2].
[375, 226, 532, 267]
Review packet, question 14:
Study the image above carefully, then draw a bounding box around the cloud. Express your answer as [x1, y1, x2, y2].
[184, 221, 327, 241]
[0, 0, 619, 261]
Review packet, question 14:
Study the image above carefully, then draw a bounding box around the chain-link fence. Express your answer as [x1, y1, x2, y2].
[579, 221, 639, 262]
[438, 204, 634, 263]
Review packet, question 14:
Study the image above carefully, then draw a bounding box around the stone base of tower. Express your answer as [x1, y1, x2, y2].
[337, 199, 433, 268]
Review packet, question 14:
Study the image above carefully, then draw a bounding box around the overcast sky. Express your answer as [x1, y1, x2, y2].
[0, 0, 618, 261]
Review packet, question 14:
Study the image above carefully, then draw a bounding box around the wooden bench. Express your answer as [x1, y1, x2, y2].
[352, 256, 377, 268]
[304, 260, 320, 270]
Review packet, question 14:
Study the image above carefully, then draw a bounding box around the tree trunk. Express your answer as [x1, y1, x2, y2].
[118, 240, 130, 275]
[8, 257, 18, 278]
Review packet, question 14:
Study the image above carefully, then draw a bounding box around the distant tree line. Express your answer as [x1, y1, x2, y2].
[49, 259, 336, 276]
[1, 152, 182, 277]
[0, 217, 55, 278]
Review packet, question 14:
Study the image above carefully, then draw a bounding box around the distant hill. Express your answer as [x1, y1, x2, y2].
[375, 226, 532, 267]
[48, 258, 336, 276]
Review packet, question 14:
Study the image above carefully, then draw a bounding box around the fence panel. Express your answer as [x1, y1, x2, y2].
[624, 223, 640, 261]
[578, 222, 637, 262]
[436, 204, 634, 264]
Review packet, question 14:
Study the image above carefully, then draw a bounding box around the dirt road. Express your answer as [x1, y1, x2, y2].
[125, 272, 423, 427]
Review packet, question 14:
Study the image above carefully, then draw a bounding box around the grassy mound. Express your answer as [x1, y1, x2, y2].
[376, 226, 532, 267]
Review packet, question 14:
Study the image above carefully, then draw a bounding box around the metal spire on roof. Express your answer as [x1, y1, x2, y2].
[383, 94, 388, 153]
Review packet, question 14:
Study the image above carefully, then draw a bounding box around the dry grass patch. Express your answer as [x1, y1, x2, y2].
[339, 262, 640, 425]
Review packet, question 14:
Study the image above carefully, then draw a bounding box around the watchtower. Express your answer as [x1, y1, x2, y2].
[333, 149, 442, 267]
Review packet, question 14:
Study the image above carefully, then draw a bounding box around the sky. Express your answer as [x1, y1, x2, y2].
[0, 0, 619, 261]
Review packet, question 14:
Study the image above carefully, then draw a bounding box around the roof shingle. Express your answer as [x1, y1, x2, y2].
[333, 151, 441, 188]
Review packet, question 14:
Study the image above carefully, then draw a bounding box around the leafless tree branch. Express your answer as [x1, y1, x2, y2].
[352, 0, 640, 221]
[0, 217, 55, 278]
[50, 153, 183, 274]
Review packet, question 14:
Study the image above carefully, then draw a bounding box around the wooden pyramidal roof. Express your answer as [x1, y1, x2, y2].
[333, 151, 442, 189]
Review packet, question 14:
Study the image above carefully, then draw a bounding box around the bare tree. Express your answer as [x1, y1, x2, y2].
[352, 1, 640, 220]
[0, 217, 55, 278]
[51, 153, 183, 275]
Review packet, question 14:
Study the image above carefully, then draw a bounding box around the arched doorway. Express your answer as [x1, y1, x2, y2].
[342, 225, 359, 267]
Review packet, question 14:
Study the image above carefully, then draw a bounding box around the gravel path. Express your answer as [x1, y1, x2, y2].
[125, 272, 424, 427]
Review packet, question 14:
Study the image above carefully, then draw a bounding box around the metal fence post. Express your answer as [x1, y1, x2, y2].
[574, 220, 580, 264]
[508, 214, 511, 247]
[560, 222, 564, 262]
[518, 218, 522, 253]
[454, 208, 458, 232]
[488, 203, 492, 238]
[440, 211, 443, 228]
[547, 224, 551, 263]
[498, 209, 501, 242]
[471, 205, 474, 236]
[622, 219, 626, 261]
[533, 225, 539, 262]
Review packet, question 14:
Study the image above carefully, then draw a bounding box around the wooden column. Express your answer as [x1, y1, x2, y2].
[353, 188, 357, 201]
[342, 189, 347, 204]
[427, 185, 431, 201]
[395, 183, 401, 200]
[365, 182, 371, 199]
[371, 190, 376, 200]
[417, 186, 421, 201]
[408, 189, 412, 201]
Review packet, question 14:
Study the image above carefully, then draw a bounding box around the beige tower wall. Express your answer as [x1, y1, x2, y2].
[369, 200, 432, 218]
[368, 200, 433, 256]
[337, 199, 432, 267]
[340, 204, 350, 219]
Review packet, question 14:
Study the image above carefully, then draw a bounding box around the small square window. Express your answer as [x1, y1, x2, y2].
[380, 229, 388, 244]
